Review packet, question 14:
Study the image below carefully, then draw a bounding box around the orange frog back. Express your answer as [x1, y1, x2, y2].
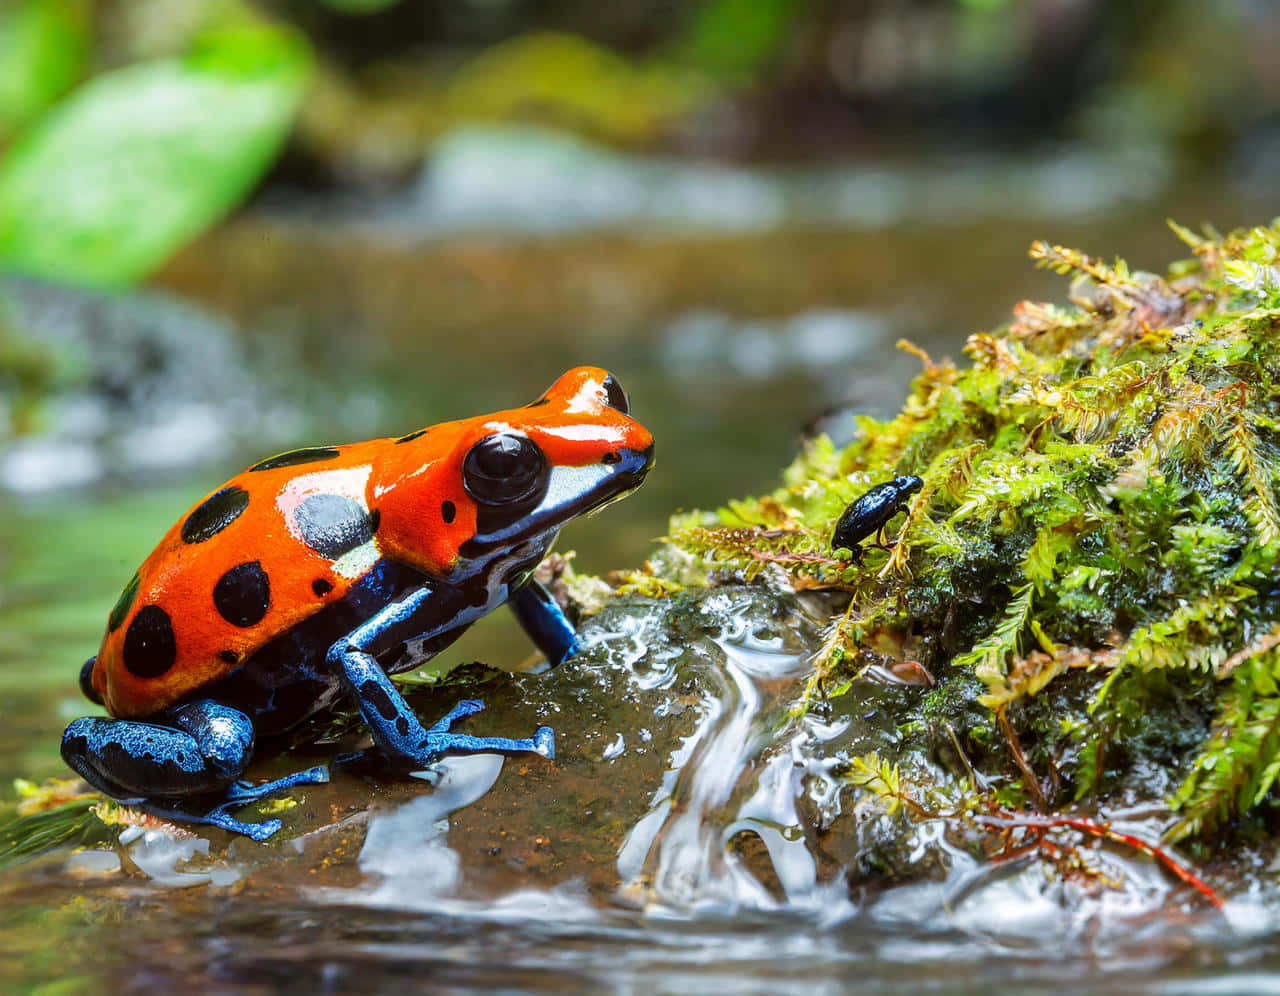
[89, 366, 654, 719]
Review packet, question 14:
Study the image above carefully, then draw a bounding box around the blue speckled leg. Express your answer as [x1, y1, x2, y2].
[328, 586, 556, 769]
[61, 699, 328, 841]
[508, 580, 578, 666]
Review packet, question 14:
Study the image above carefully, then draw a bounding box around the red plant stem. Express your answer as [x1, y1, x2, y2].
[975, 812, 1225, 910]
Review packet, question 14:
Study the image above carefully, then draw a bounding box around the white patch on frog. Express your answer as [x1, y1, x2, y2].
[276, 465, 378, 576]
[536, 423, 626, 444]
[330, 537, 381, 581]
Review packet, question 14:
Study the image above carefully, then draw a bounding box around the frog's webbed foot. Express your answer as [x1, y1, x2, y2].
[62, 699, 329, 841]
[424, 699, 555, 760]
[135, 765, 331, 841]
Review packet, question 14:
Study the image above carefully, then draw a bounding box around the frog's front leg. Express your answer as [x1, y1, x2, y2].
[328, 586, 555, 769]
[61, 700, 328, 840]
[508, 579, 578, 666]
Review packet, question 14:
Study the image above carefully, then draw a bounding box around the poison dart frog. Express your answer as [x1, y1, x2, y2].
[831, 475, 922, 561]
[62, 367, 654, 840]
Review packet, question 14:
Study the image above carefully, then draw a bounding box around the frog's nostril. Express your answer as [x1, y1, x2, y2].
[608, 445, 655, 478]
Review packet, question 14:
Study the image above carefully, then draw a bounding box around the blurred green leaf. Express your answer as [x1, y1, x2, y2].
[675, 0, 801, 80]
[0, 0, 89, 138]
[446, 33, 711, 145]
[0, 25, 312, 289]
[317, 0, 402, 14]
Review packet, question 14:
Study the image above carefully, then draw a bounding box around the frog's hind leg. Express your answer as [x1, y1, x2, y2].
[62, 699, 255, 800]
[61, 699, 327, 841]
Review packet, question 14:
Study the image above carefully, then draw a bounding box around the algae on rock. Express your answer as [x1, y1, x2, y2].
[647, 220, 1280, 842]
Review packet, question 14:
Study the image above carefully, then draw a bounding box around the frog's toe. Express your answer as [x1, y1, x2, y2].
[534, 726, 555, 759]
[427, 698, 487, 734]
[222, 764, 331, 805]
[200, 809, 284, 841]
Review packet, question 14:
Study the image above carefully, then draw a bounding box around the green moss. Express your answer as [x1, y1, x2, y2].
[644, 219, 1280, 841]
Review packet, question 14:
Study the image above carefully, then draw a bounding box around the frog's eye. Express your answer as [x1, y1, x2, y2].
[463, 433, 548, 506]
[602, 374, 630, 415]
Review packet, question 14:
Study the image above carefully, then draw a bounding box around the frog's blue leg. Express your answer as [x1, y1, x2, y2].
[508, 580, 578, 666]
[61, 699, 327, 841]
[328, 587, 555, 769]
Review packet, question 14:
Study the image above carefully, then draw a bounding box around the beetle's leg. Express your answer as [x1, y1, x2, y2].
[61, 699, 327, 841]
[508, 579, 578, 666]
[328, 586, 555, 769]
[870, 521, 901, 552]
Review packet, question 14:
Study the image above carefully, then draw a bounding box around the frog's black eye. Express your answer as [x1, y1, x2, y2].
[463, 433, 548, 506]
[602, 374, 629, 415]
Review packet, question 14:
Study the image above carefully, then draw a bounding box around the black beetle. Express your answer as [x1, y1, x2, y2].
[832, 475, 923, 559]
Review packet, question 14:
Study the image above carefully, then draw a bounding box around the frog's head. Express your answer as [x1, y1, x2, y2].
[460, 366, 654, 553]
[374, 367, 654, 575]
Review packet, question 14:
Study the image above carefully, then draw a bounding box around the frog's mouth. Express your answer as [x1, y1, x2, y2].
[462, 444, 654, 555]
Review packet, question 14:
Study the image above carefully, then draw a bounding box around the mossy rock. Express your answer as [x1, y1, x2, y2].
[632, 219, 1280, 844]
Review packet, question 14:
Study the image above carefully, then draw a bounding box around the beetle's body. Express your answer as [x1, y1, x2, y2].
[832, 475, 923, 558]
[63, 368, 653, 838]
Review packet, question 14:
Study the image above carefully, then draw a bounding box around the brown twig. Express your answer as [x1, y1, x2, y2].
[997, 707, 1049, 812]
[974, 812, 1225, 910]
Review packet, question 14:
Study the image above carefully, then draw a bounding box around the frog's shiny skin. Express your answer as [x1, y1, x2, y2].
[831, 475, 923, 560]
[61, 367, 654, 839]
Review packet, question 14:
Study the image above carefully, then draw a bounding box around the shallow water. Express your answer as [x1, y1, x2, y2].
[2, 138, 1277, 992]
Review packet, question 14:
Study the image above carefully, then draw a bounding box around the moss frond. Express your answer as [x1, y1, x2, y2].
[1168, 647, 1280, 841]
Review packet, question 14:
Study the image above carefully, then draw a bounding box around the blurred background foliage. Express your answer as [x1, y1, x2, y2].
[0, 0, 1277, 289]
[0, 0, 1276, 570]
[0, 0, 1276, 551]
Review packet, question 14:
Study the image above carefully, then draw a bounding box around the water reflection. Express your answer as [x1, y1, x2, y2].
[617, 617, 848, 917]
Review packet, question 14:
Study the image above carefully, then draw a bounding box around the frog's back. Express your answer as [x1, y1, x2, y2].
[91, 442, 392, 719]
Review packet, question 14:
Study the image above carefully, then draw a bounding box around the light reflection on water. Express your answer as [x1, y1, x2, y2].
[615, 618, 846, 917]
